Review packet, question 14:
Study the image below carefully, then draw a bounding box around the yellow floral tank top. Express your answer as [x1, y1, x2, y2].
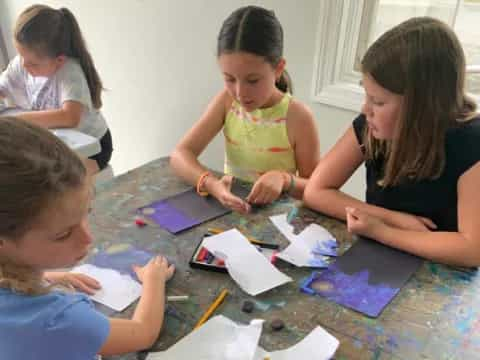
[223, 93, 296, 182]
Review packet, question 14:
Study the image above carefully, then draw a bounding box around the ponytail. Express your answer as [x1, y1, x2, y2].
[14, 5, 103, 108]
[276, 69, 293, 94]
[58, 8, 103, 108]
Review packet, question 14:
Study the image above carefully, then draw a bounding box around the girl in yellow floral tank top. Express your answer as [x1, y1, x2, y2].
[224, 93, 296, 182]
[170, 6, 320, 213]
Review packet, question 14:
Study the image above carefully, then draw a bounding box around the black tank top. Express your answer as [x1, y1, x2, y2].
[353, 114, 480, 231]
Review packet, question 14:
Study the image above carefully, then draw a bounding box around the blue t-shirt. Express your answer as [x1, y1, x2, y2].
[0, 287, 110, 360]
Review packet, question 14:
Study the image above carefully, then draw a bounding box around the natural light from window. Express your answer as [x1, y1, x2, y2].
[361, 0, 480, 94]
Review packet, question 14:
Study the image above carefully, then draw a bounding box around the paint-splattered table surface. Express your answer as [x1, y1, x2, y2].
[91, 158, 480, 360]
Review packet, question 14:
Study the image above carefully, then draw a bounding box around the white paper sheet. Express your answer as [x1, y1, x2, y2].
[202, 229, 292, 295]
[71, 264, 142, 312]
[146, 315, 264, 360]
[253, 326, 339, 360]
[270, 214, 338, 268]
[147, 316, 339, 360]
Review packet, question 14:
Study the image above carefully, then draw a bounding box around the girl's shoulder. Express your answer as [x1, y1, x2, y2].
[56, 57, 85, 81]
[218, 88, 235, 113]
[448, 114, 480, 141]
[286, 96, 315, 126]
[446, 114, 480, 175]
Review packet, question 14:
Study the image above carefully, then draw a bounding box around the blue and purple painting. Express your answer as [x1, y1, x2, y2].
[90, 246, 154, 279]
[301, 237, 423, 317]
[301, 265, 399, 317]
[138, 188, 230, 233]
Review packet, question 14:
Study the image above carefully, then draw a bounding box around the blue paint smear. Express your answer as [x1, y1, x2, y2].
[308, 255, 329, 268]
[312, 239, 339, 257]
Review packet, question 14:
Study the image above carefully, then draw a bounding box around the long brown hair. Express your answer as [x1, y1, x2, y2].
[361, 17, 477, 186]
[0, 117, 86, 295]
[14, 4, 103, 108]
[217, 5, 293, 94]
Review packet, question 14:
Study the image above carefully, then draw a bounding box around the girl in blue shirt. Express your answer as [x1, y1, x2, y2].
[0, 117, 174, 359]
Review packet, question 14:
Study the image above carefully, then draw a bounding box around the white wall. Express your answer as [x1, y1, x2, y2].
[0, 0, 364, 199]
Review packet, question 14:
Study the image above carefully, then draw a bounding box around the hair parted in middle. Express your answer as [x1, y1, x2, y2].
[217, 5, 292, 94]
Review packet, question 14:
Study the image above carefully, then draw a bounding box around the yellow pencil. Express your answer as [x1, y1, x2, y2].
[194, 289, 229, 329]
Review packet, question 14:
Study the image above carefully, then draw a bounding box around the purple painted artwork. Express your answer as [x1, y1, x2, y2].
[138, 188, 230, 233]
[301, 236, 423, 317]
[302, 266, 399, 317]
[90, 246, 154, 279]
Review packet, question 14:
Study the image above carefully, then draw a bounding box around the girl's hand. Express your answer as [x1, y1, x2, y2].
[246, 170, 288, 205]
[388, 210, 437, 232]
[44, 271, 101, 295]
[132, 255, 175, 285]
[346, 207, 388, 238]
[207, 175, 251, 213]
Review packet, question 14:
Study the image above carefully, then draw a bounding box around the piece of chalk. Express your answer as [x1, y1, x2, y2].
[241, 300, 254, 313]
[270, 251, 278, 264]
[197, 247, 208, 261]
[135, 217, 147, 227]
[287, 207, 298, 223]
[167, 295, 189, 302]
[205, 251, 215, 264]
[271, 319, 285, 331]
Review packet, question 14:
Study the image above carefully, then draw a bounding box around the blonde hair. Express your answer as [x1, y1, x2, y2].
[361, 17, 477, 186]
[0, 117, 86, 295]
[14, 4, 103, 108]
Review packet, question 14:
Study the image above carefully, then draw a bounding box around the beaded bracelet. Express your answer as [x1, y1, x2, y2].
[196, 171, 211, 197]
[286, 173, 295, 193]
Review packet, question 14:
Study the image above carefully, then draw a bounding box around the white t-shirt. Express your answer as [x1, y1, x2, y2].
[0, 56, 108, 139]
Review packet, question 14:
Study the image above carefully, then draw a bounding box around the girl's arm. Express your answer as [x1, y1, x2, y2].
[285, 99, 320, 198]
[348, 161, 480, 267]
[170, 89, 250, 213]
[14, 100, 83, 128]
[170, 89, 228, 183]
[303, 126, 433, 230]
[98, 256, 175, 355]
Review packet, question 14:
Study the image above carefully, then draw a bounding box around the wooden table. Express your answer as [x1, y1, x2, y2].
[91, 157, 480, 360]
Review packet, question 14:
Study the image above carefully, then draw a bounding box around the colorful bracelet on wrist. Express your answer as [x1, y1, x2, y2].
[196, 171, 211, 197]
[286, 172, 295, 193]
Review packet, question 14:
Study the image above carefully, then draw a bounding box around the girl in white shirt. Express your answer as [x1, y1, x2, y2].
[0, 4, 112, 174]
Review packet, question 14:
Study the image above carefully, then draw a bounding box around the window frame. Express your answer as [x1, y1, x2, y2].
[312, 0, 479, 111]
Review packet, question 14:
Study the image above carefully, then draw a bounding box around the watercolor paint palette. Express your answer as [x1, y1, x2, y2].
[301, 236, 423, 317]
[189, 233, 278, 273]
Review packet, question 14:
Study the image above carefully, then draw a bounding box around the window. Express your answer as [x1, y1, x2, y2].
[313, 0, 480, 111]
